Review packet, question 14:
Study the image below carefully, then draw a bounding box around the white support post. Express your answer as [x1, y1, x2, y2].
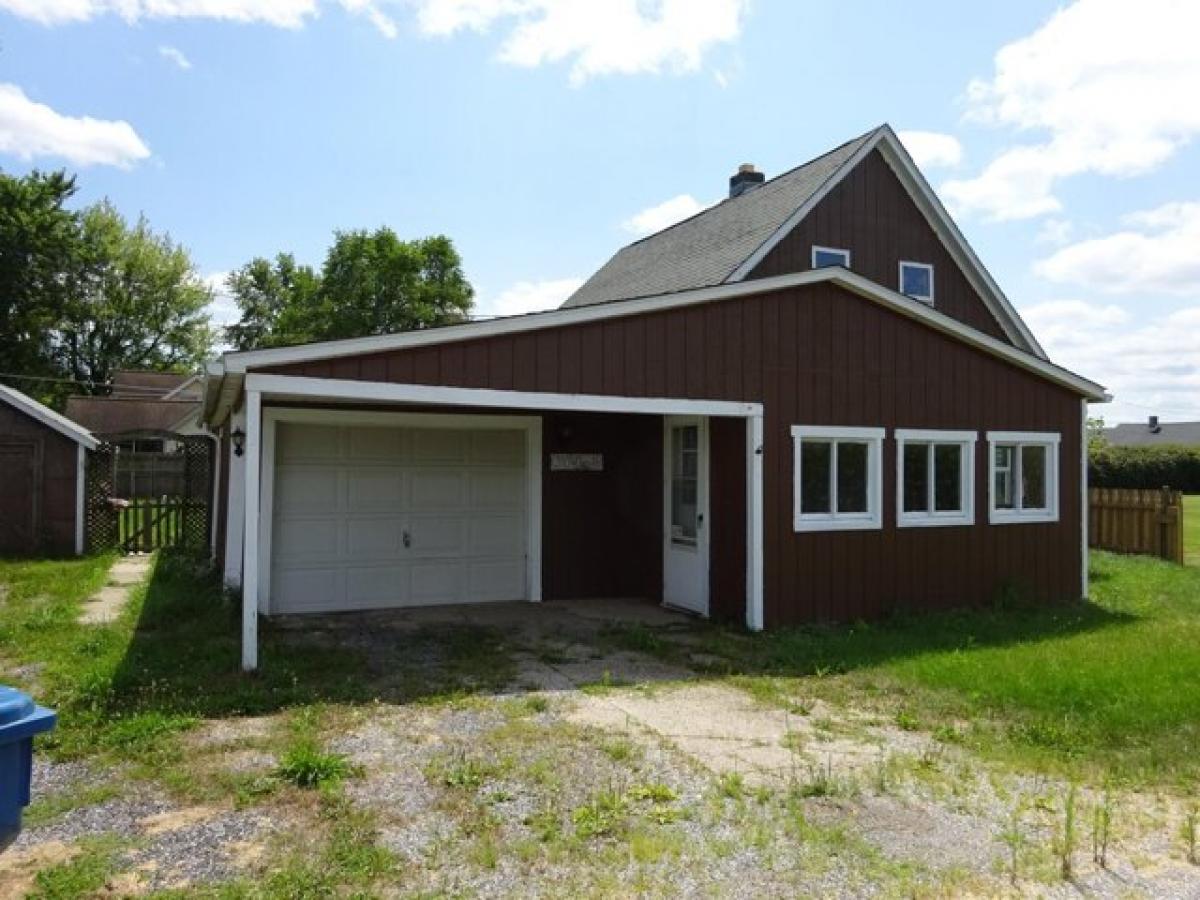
[241, 390, 261, 672]
[526, 417, 543, 603]
[223, 406, 246, 588]
[745, 413, 765, 631]
[75, 445, 86, 556]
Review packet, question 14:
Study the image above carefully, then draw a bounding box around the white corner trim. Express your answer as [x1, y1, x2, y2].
[790, 425, 885, 533]
[241, 390, 261, 671]
[245, 373, 764, 419]
[1081, 399, 1089, 599]
[162, 373, 202, 400]
[0, 383, 98, 449]
[986, 431, 1061, 525]
[811, 245, 851, 268]
[223, 408, 247, 588]
[898, 260, 935, 306]
[894, 429, 976, 528]
[75, 444, 86, 555]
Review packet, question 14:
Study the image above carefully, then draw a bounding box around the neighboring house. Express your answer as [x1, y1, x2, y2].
[65, 369, 205, 449]
[1104, 417, 1200, 448]
[0, 384, 96, 556]
[204, 125, 1108, 670]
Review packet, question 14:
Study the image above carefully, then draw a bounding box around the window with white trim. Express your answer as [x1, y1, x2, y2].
[987, 432, 1060, 523]
[811, 246, 851, 269]
[896, 429, 976, 527]
[791, 426, 883, 532]
[899, 261, 934, 305]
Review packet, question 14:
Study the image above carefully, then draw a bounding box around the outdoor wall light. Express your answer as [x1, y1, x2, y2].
[232, 427, 246, 457]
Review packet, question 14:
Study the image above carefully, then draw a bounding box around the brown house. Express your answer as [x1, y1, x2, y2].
[65, 370, 203, 448]
[204, 125, 1107, 670]
[0, 384, 97, 556]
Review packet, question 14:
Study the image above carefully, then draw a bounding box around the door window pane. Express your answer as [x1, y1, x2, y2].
[670, 426, 698, 545]
[902, 443, 929, 512]
[933, 444, 962, 512]
[1021, 445, 1047, 509]
[800, 440, 831, 514]
[836, 442, 868, 513]
[994, 445, 1015, 509]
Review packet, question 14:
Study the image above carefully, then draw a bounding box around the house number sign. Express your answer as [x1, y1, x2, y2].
[550, 453, 604, 472]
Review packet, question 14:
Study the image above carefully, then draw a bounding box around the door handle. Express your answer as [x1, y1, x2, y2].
[697, 514, 704, 529]
[403, 530, 411, 548]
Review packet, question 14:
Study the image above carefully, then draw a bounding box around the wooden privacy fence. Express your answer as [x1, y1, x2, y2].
[1089, 487, 1184, 563]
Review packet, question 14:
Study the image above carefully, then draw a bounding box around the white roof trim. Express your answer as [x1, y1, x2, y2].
[206, 267, 1106, 423]
[162, 373, 202, 400]
[0, 383, 98, 449]
[724, 125, 1046, 358]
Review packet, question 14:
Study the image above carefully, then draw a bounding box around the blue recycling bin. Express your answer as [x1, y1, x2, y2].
[0, 685, 57, 850]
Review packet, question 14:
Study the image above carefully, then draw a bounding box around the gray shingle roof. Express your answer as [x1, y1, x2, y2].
[563, 128, 879, 309]
[1103, 422, 1200, 447]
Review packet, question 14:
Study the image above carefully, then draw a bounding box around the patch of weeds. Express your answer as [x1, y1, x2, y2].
[716, 771, 745, 800]
[894, 709, 921, 731]
[781, 730, 804, 754]
[629, 827, 684, 863]
[527, 801, 564, 843]
[599, 735, 639, 764]
[22, 782, 120, 828]
[573, 787, 627, 839]
[428, 752, 499, 791]
[523, 695, 549, 714]
[790, 757, 852, 799]
[599, 622, 674, 661]
[1182, 803, 1199, 865]
[1092, 784, 1114, 868]
[28, 834, 126, 900]
[933, 723, 964, 744]
[275, 741, 355, 789]
[469, 833, 501, 869]
[999, 799, 1028, 887]
[1056, 783, 1078, 880]
[578, 671, 630, 695]
[628, 782, 677, 804]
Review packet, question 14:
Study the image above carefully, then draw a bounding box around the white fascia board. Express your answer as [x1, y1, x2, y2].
[244, 373, 763, 418]
[214, 268, 1105, 405]
[0, 383, 98, 449]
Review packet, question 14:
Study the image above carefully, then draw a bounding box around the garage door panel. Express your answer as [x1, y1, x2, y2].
[347, 469, 404, 508]
[275, 518, 340, 561]
[276, 467, 339, 513]
[471, 471, 524, 507]
[278, 423, 340, 462]
[469, 515, 525, 555]
[411, 429, 469, 463]
[410, 471, 466, 510]
[345, 518, 404, 558]
[271, 422, 528, 614]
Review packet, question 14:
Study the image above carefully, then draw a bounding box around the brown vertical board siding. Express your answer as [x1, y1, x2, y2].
[262, 279, 1085, 625]
[0, 403, 79, 556]
[749, 149, 1010, 343]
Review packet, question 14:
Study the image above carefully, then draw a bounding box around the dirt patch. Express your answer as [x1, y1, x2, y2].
[138, 805, 223, 836]
[0, 840, 79, 898]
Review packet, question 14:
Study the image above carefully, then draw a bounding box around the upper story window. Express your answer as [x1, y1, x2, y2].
[899, 261, 935, 305]
[896, 429, 976, 528]
[811, 246, 851, 269]
[987, 431, 1060, 524]
[791, 426, 883, 532]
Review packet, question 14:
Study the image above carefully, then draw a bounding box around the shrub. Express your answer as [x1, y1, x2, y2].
[276, 742, 354, 788]
[1089, 445, 1200, 492]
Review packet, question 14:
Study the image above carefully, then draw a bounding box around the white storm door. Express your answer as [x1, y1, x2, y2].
[663, 416, 709, 616]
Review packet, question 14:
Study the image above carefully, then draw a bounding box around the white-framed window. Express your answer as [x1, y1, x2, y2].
[791, 426, 884, 532]
[895, 429, 976, 528]
[987, 431, 1060, 524]
[812, 245, 851, 269]
[899, 261, 934, 305]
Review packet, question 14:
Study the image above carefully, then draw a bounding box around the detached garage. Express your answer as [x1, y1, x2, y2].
[0, 384, 96, 557]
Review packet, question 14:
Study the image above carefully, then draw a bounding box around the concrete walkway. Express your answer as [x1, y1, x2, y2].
[78, 556, 154, 625]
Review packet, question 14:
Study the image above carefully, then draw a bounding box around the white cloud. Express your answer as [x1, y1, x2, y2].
[942, 0, 1200, 220]
[1021, 298, 1200, 421]
[1035, 218, 1073, 246]
[158, 45, 193, 69]
[204, 271, 241, 328]
[896, 130, 962, 169]
[622, 194, 710, 237]
[476, 276, 584, 317]
[0, 83, 150, 168]
[0, 0, 320, 27]
[1035, 201, 1200, 295]
[413, 0, 749, 84]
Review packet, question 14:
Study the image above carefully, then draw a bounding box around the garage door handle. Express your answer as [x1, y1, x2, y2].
[402, 531, 411, 549]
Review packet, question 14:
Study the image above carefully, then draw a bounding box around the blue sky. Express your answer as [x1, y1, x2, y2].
[2, 0, 1197, 424]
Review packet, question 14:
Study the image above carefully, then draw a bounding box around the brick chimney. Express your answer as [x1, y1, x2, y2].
[729, 163, 765, 198]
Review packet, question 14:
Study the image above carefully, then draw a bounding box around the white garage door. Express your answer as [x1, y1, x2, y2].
[269, 421, 528, 614]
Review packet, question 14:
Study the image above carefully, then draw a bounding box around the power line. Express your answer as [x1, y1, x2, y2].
[0, 372, 199, 397]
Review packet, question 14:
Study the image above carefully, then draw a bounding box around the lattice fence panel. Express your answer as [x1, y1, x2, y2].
[85, 443, 118, 552]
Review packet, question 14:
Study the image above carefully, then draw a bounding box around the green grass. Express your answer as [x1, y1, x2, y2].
[693, 551, 1200, 785]
[1183, 494, 1199, 566]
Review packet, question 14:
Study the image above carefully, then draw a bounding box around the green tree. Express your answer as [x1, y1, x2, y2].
[0, 170, 80, 398]
[58, 201, 214, 390]
[225, 229, 473, 350]
[224, 254, 322, 352]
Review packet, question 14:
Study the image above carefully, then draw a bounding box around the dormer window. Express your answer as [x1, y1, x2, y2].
[811, 246, 850, 269]
[899, 261, 934, 305]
